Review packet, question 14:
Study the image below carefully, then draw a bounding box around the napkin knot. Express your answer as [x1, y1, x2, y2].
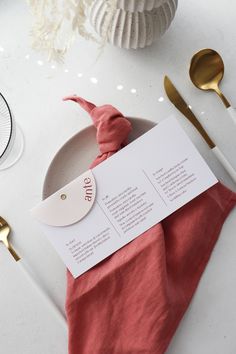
[64, 96, 132, 154]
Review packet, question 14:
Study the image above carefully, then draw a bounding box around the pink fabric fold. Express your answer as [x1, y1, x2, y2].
[64, 96, 236, 354]
[64, 96, 131, 158]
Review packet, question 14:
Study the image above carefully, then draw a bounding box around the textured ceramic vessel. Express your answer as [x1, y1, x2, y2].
[117, 0, 166, 12]
[89, 0, 178, 49]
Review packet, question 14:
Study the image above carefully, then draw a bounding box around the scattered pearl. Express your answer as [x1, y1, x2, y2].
[90, 77, 98, 84]
[117, 85, 124, 91]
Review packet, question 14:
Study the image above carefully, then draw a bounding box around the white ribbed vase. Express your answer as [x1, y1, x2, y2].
[89, 0, 178, 49]
[117, 0, 166, 12]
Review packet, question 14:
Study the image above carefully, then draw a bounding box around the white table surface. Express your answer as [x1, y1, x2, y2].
[0, 1, 236, 353]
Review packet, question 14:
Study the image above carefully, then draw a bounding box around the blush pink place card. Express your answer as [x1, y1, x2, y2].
[31, 116, 218, 278]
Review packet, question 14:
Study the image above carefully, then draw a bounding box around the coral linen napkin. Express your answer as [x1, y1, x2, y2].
[64, 96, 236, 354]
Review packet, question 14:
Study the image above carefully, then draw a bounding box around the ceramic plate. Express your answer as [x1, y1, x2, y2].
[43, 117, 156, 199]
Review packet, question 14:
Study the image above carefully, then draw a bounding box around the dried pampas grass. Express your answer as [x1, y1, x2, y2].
[27, 0, 117, 62]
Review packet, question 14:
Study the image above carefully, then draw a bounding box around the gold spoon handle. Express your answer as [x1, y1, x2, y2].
[215, 87, 231, 108]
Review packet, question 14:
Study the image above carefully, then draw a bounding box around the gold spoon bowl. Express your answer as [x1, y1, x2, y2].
[189, 48, 230, 108]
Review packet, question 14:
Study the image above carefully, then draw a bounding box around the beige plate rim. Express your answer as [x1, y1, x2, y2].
[42, 117, 156, 200]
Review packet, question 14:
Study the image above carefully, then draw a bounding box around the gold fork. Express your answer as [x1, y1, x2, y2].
[0, 216, 20, 261]
[0, 216, 67, 329]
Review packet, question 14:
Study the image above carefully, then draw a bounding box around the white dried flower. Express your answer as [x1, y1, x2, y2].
[27, 0, 117, 62]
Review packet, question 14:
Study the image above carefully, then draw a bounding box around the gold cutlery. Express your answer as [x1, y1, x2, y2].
[0, 216, 20, 261]
[164, 76, 236, 183]
[189, 48, 236, 125]
[0, 216, 67, 329]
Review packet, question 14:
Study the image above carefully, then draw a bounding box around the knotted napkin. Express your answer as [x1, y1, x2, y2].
[64, 96, 236, 354]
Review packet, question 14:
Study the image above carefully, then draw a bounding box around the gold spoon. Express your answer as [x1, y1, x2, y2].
[0, 216, 67, 329]
[189, 48, 236, 124]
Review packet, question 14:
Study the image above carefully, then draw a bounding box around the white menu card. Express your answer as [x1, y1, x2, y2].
[31, 116, 217, 278]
